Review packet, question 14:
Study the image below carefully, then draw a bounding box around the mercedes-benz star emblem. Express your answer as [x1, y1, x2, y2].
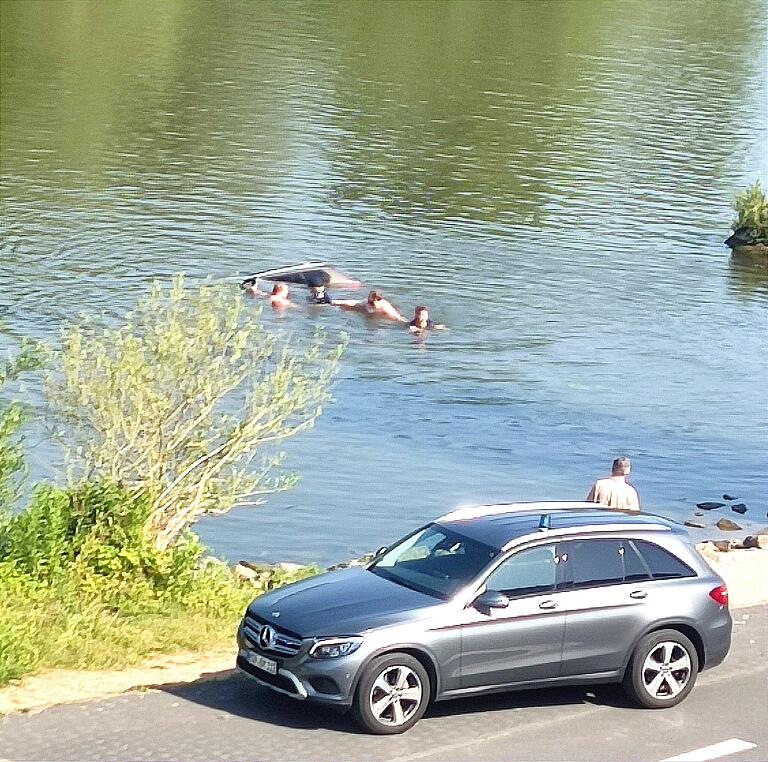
[259, 624, 275, 650]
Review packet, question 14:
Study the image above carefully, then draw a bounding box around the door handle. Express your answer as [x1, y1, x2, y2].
[629, 590, 648, 599]
[539, 600, 557, 610]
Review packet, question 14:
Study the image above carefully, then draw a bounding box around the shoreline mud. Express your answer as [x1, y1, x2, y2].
[2, 544, 766, 717]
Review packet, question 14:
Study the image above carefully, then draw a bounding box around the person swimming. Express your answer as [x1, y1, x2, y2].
[408, 305, 446, 331]
[308, 284, 334, 305]
[268, 282, 293, 308]
[335, 290, 408, 322]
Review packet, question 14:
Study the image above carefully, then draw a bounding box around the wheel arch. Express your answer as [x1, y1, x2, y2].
[623, 621, 706, 677]
[352, 645, 442, 702]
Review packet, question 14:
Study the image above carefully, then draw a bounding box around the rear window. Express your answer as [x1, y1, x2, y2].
[631, 540, 695, 579]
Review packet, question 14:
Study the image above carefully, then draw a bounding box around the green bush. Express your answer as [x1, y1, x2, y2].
[0, 280, 338, 688]
[733, 181, 768, 243]
[0, 480, 256, 685]
[48, 277, 344, 550]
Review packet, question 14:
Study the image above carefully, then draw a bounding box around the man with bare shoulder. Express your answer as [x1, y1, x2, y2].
[586, 456, 640, 511]
[335, 290, 408, 322]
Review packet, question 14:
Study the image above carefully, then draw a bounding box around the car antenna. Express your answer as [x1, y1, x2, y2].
[538, 514, 551, 531]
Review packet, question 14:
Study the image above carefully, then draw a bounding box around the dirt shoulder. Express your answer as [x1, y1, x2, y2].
[2, 547, 766, 717]
[0, 650, 236, 716]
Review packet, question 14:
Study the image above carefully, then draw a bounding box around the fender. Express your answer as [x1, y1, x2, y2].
[350, 642, 443, 700]
[620, 616, 704, 674]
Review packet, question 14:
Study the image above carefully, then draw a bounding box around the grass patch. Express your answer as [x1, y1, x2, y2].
[0, 481, 317, 687]
[0, 571, 252, 683]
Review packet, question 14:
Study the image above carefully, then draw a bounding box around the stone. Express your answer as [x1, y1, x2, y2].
[277, 562, 305, 572]
[697, 502, 726, 511]
[723, 494, 738, 501]
[684, 519, 706, 529]
[696, 542, 719, 561]
[694, 511, 704, 517]
[716, 518, 742, 531]
[232, 563, 258, 581]
[731, 503, 747, 514]
[742, 535, 768, 549]
[712, 540, 732, 552]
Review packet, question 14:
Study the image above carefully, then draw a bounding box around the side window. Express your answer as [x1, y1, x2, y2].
[633, 540, 695, 579]
[620, 541, 651, 582]
[560, 539, 624, 588]
[485, 545, 557, 597]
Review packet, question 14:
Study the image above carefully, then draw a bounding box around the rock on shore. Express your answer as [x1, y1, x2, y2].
[696, 538, 768, 608]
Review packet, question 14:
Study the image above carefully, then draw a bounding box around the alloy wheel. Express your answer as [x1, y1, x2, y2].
[368, 665, 424, 727]
[641, 640, 692, 699]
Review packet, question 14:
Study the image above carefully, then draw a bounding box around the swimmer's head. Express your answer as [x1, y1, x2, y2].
[368, 290, 382, 306]
[271, 283, 289, 297]
[310, 284, 326, 296]
[413, 305, 430, 326]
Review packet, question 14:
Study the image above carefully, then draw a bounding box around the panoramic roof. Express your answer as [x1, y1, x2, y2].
[437, 503, 679, 551]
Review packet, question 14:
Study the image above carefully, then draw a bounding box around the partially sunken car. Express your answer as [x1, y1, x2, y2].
[236, 503, 732, 734]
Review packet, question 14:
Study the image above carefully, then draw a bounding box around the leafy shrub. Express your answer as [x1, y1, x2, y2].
[48, 277, 345, 550]
[733, 181, 768, 243]
[0, 479, 261, 685]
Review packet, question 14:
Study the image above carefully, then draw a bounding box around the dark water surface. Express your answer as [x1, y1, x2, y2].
[1, 0, 766, 564]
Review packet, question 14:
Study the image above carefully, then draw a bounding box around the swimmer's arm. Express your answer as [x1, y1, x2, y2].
[408, 323, 448, 332]
[332, 299, 362, 308]
[381, 302, 408, 322]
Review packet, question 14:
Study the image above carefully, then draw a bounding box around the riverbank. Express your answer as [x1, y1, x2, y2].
[1, 543, 766, 716]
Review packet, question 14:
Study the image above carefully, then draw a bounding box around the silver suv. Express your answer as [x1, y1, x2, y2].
[236, 503, 731, 734]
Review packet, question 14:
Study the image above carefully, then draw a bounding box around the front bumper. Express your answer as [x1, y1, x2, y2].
[236, 633, 362, 707]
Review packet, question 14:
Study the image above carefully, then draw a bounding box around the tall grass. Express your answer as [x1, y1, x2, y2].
[0, 481, 318, 687]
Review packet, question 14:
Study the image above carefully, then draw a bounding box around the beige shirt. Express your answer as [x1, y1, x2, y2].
[586, 476, 640, 511]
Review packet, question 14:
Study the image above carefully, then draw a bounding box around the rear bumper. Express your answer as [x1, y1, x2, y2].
[702, 615, 732, 671]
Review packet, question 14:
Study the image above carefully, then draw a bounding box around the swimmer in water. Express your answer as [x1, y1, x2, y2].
[308, 284, 334, 305]
[242, 279, 260, 297]
[336, 290, 408, 322]
[268, 282, 294, 308]
[408, 305, 446, 332]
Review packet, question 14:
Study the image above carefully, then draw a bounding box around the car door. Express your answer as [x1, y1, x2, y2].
[459, 543, 568, 689]
[555, 537, 654, 678]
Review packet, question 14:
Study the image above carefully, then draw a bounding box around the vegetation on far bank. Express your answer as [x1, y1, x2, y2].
[731, 181, 768, 244]
[0, 280, 342, 687]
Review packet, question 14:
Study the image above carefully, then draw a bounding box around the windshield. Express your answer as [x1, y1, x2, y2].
[369, 523, 500, 599]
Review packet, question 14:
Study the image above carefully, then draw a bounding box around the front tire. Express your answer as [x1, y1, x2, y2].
[623, 629, 699, 708]
[351, 653, 430, 734]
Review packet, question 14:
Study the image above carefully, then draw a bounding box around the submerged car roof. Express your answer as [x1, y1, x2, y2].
[436, 502, 682, 551]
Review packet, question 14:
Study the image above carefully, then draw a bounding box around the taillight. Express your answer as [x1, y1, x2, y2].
[709, 584, 728, 606]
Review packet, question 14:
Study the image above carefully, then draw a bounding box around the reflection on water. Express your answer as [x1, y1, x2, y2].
[1, 0, 766, 563]
[728, 253, 768, 301]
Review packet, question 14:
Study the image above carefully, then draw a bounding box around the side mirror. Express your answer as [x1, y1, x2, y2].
[375, 546, 388, 557]
[473, 590, 510, 613]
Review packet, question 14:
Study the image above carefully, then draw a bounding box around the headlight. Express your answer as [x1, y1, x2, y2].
[308, 637, 363, 659]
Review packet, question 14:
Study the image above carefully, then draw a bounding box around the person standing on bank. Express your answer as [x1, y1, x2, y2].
[586, 456, 640, 511]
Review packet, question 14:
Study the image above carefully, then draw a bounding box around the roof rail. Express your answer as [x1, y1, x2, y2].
[439, 501, 599, 523]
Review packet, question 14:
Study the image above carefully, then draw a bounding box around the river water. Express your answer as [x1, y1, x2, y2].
[1, 0, 766, 564]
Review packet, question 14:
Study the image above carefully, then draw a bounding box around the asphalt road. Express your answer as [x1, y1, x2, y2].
[1, 607, 765, 762]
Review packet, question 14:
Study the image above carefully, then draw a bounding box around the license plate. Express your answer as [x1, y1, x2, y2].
[245, 651, 277, 675]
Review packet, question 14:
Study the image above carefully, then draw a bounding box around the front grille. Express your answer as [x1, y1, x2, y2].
[237, 655, 301, 696]
[243, 613, 303, 657]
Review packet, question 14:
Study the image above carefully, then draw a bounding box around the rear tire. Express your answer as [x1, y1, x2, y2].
[623, 629, 698, 708]
[351, 653, 430, 734]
